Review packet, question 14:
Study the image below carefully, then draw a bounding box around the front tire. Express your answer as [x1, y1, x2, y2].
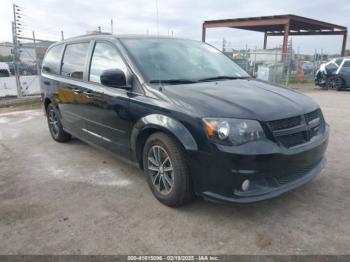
[335, 77, 344, 91]
[326, 76, 344, 90]
[46, 104, 71, 142]
[143, 132, 194, 207]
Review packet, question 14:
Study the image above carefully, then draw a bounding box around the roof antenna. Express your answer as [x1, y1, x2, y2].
[155, 0, 162, 91]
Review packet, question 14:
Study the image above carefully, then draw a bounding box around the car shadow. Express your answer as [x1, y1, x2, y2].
[67, 136, 317, 220]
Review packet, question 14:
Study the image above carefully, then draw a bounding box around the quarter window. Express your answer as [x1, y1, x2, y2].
[89, 42, 127, 83]
[343, 61, 350, 68]
[42, 44, 64, 75]
[61, 42, 90, 80]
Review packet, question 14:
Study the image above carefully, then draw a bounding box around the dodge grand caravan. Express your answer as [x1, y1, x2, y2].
[41, 35, 329, 206]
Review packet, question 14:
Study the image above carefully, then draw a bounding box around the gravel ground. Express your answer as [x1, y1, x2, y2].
[0, 87, 349, 255]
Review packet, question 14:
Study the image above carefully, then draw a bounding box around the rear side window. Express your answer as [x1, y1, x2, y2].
[61, 42, 90, 80]
[89, 42, 127, 83]
[343, 61, 350, 68]
[326, 63, 338, 72]
[42, 45, 63, 74]
[335, 58, 343, 66]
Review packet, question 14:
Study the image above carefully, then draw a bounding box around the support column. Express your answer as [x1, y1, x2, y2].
[202, 24, 206, 42]
[263, 32, 267, 49]
[282, 22, 290, 62]
[341, 30, 347, 56]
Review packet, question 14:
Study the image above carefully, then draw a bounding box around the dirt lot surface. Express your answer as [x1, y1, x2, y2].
[0, 86, 349, 255]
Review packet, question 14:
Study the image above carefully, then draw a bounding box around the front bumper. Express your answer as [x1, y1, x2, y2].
[188, 124, 329, 204]
[315, 71, 327, 86]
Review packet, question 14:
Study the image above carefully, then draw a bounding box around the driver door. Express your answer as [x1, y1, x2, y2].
[78, 41, 132, 158]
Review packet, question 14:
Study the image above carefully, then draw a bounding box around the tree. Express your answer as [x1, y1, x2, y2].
[0, 55, 13, 62]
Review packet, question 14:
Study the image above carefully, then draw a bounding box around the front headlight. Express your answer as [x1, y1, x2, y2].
[203, 118, 265, 146]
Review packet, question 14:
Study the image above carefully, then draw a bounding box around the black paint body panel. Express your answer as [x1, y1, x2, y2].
[40, 35, 329, 204]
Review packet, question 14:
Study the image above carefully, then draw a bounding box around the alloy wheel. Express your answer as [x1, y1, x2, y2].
[147, 145, 174, 195]
[334, 77, 343, 90]
[48, 107, 59, 137]
[326, 77, 343, 89]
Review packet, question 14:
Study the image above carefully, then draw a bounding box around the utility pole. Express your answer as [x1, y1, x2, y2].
[111, 19, 114, 34]
[61, 30, 64, 40]
[12, 4, 22, 97]
[32, 31, 41, 79]
[98, 26, 101, 33]
[222, 38, 226, 52]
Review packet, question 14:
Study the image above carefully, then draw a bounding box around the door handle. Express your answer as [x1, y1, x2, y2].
[83, 90, 94, 98]
[43, 81, 51, 85]
[72, 88, 82, 94]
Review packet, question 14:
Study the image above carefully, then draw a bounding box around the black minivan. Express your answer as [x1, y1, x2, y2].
[41, 34, 329, 206]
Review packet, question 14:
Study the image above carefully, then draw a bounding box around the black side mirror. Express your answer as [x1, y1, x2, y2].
[100, 69, 130, 89]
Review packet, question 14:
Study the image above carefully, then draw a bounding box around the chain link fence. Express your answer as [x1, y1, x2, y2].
[1, 40, 329, 98]
[0, 39, 53, 98]
[224, 48, 327, 87]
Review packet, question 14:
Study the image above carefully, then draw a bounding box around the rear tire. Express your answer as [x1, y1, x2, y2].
[46, 104, 71, 142]
[143, 132, 194, 207]
[335, 77, 344, 91]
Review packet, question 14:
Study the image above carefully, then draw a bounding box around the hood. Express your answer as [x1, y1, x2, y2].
[161, 79, 319, 121]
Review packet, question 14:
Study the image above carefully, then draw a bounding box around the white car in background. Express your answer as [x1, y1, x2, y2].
[0, 62, 11, 77]
[315, 57, 350, 90]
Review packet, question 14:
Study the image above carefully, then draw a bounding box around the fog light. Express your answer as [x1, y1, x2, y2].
[242, 179, 250, 192]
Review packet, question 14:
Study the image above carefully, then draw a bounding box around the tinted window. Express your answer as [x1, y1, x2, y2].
[343, 61, 350, 68]
[89, 42, 127, 83]
[121, 38, 249, 83]
[335, 58, 343, 66]
[326, 63, 338, 72]
[42, 44, 63, 74]
[61, 42, 90, 79]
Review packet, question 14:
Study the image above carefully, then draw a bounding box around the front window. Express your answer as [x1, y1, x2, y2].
[42, 44, 64, 75]
[89, 42, 128, 84]
[120, 38, 249, 84]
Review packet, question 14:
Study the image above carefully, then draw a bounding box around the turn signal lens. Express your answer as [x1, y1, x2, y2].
[203, 119, 230, 140]
[204, 120, 217, 138]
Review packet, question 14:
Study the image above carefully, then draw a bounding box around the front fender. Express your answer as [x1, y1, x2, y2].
[131, 114, 198, 161]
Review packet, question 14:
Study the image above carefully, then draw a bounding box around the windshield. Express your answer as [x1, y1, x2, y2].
[120, 38, 250, 84]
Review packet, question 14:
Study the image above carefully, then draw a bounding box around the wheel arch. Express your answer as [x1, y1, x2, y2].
[44, 97, 52, 112]
[337, 74, 346, 84]
[131, 114, 198, 169]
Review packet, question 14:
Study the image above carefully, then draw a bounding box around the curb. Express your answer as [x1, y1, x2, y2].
[0, 95, 42, 108]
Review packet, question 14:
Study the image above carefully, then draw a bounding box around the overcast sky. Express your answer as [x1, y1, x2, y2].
[1, 0, 349, 54]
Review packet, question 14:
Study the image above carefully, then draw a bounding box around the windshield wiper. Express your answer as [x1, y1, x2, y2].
[196, 76, 250, 82]
[149, 79, 198, 85]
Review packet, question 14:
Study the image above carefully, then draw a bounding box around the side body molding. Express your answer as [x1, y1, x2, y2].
[131, 114, 198, 162]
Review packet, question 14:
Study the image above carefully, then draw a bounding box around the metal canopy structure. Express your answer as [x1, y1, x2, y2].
[202, 14, 348, 56]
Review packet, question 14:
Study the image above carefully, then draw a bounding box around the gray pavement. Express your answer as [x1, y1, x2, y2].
[0, 89, 349, 255]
